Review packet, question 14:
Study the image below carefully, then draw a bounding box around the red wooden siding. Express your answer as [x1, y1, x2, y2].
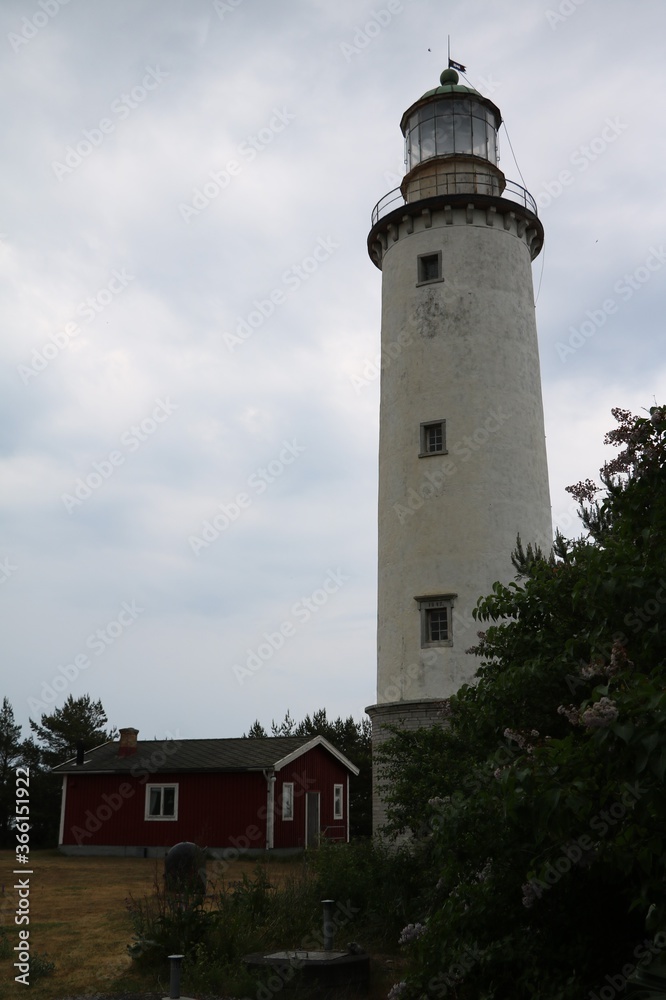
[61, 744, 351, 850]
[62, 770, 268, 849]
[273, 746, 349, 849]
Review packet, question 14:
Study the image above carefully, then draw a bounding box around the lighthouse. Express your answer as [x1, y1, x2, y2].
[365, 69, 552, 832]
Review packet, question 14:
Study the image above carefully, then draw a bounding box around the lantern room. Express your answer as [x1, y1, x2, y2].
[399, 68, 506, 202]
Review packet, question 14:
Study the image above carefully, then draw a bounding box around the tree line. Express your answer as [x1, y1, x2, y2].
[0, 697, 372, 847]
[0, 694, 113, 847]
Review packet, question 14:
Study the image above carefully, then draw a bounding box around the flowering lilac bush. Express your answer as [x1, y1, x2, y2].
[377, 406, 666, 999]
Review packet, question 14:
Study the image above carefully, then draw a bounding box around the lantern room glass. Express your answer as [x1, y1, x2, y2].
[405, 98, 499, 170]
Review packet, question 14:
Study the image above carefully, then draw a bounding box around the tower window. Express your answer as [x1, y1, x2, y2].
[415, 595, 456, 648]
[417, 252, 442, 285]
[420, 420, 447, 456]
[427, 608, 449, 642]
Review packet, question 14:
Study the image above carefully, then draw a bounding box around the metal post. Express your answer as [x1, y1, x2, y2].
[321, 899, 335, 951]
[168, 954, 184, 999]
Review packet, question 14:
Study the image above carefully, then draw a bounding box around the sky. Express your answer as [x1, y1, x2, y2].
[1, 0, 665, 744]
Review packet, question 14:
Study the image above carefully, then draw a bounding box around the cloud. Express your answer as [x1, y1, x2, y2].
[2, 0, 664, 740]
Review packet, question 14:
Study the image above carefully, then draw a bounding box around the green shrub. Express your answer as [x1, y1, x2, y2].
[309, 839, 426, 948]
[127, 847, 419, 994]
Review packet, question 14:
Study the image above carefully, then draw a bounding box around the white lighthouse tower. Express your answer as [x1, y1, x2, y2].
[365, 68, 552, 831]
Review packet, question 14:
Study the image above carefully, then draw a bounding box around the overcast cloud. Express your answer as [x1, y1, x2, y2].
[1, 0, 664, 742]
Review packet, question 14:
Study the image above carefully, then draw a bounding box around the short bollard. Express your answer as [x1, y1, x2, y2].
[168, 954, 184, 999]
[321, 899, 335, 952]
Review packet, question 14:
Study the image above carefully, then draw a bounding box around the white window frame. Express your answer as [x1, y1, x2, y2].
[282, 782, 294, 821]
[419, 419, 447, 457]
[333, 784, 344, 821]
[145, 783, 178, 821]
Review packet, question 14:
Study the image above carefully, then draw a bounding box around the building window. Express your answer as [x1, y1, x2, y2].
[420, 420, 447, 456]
[417, 251, 442, 285]
[415, 595, 456, 648]
[333, 784, 343, 820]
[145, 784, 178, 820]
[427, 608, 449, 642]
[282, 782, 294, 821]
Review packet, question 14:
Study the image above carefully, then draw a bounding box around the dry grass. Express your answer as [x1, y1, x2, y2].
[0, 849, 302, 1000]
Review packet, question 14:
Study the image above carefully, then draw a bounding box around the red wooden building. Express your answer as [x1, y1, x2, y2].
[52, 729, 359, 857]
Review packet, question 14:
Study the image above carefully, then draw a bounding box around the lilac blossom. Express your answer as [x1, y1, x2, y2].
[581, 696, 619, 729]
[557, 704, 581, 726]
[521, 882, 539, 909]
[399, 923, 426, 945]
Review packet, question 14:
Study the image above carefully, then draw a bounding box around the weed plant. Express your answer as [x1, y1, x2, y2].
[127, 840, 423, 995]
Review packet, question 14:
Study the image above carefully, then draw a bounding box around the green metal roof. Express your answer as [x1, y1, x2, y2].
[420, 67, 483, 100]
[400, 68, 502, 134]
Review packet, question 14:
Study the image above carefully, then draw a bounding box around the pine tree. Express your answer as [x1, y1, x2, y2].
[0, 697, 23, 847]
[244, 720, 268, 738]
[26, 694, 115, 846]
[29, 694, 114, 768]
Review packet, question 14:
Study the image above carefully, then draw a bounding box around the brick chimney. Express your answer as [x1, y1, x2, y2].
[118, 727, 139, 757]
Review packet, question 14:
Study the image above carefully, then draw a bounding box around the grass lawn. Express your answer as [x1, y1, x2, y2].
[0, 849, 302, 999]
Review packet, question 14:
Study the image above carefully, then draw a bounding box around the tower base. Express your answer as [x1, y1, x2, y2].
[365, 699, 447, 835]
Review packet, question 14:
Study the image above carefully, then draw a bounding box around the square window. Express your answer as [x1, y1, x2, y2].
[282, 782, 294, 821]
[420, 420, 447, 457]
[333, 784, 343, 821]
[145, 784, 178, 820]
[417, 252, 442, 284]
[415, 595, 456, 648]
